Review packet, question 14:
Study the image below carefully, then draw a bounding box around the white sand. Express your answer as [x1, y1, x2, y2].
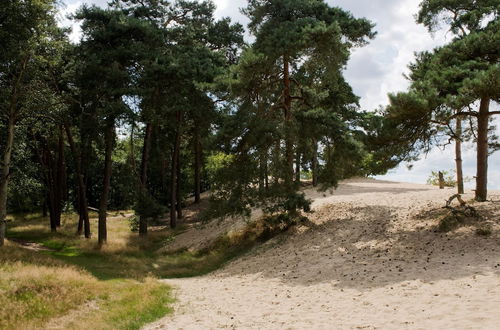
[146, 178, 500, 330]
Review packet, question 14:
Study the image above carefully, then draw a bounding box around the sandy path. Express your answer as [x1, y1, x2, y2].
[146, 179, 500, 330]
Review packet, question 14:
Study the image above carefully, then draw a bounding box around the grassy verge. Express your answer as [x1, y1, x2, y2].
[6, 211, 287, 280]
[2, 210, 288, 328]
[0, 243, 172, 330]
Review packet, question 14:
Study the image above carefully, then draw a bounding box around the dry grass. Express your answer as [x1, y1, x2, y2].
[1, 205, 287, 328]
[47, 278, 173, 330]
[0, 243, 99, 329]
[0, 240, 173, 330]
[6, 208, 288, 279]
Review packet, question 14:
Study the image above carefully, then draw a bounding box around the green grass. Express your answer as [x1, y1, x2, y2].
[54, 278, 174, 330]
[0, 244, 173, 330]
[2, 211, 176, 329]
[2, 210, 287, 328]
[6, 211, 285, 280]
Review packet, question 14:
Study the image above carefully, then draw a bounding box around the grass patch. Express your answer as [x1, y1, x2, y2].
[160, 214, 295, 278]
[1, 209, 290, 327]
[46, 216, 288, 279]
[476, 226, 492, 236]
[52, 278, 173, 330]
[0, 240, 173, 329]
[6, 211, 290, 280]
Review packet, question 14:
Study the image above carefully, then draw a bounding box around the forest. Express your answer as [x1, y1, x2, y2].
[0, 0, 499, 329]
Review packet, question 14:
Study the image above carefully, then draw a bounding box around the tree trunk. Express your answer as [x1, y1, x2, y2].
[41, 144, 58, 233]
[1, 56, 29, 246]
[264, 154, 269, 191]
[455, 117, 464, 194]
[170, 111, 182, 228]
[259, 148, 266, 193]
[140, 123, 153, 187]
[193, 129, 202, 203]
[295, 148, 301, 184]
[129, 121, 137, 175]
[65, 125, 91, 238]
[438, 171, 445, 189]
[176, 150, 182, 219]
[283, 55, 294, 189]
[47, 191, 58, 232]
[0, 117, 15, 247]
[98, 120, 115, 245]
[31, 134, 58, 232]
[138, 123, 153, 236]
[475, 97, 490, 202]
[76, 193, 83, 235]
[42, 197, 48, 217]
[273, 141, 280, 185]
[55, 126, 65, 227]
[312, 138, 318, 187]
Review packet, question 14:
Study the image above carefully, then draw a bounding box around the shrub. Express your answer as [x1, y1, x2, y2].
[132, 192, 166, 231]
[476, 226, 492, 236]
[427, 170, 456, 187]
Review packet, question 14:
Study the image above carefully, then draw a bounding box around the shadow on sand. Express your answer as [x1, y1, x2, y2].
[217, 202, 500, 290]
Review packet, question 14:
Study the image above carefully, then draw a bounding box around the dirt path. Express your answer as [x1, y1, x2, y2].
[145, 178, 500, 329]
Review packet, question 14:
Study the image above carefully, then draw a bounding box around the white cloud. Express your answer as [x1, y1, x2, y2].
[57, 1, 83, 43]
[212, 0, 228, 13]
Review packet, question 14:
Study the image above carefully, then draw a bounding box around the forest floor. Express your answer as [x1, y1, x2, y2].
[145, 178, 500, 330]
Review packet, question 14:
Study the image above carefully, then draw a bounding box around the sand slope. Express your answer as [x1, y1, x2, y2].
[146, 178, 500, 329]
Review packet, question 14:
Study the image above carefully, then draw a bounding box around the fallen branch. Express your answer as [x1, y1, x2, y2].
[87, 206, 112, 216]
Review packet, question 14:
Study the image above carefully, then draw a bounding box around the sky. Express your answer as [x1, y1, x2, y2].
[59, 0, 500, 189]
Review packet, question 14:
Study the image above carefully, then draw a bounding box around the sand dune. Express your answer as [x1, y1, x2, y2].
[146, 178, 500, 329]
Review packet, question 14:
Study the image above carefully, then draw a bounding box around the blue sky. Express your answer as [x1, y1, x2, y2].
[59, 0, 500, 189]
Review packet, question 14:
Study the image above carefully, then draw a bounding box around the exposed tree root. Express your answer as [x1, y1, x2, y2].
[438, 194, 483, 232]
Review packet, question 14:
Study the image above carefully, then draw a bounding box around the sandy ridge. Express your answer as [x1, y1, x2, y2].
[146, 178, 500, 330]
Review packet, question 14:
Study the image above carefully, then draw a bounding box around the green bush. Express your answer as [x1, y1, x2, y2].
[131, 192, 166, 231]
[427, 170, 456, 187]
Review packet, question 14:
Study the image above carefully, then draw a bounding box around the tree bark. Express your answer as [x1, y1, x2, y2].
[438, 171, 445, 189]
[475, 97, 490, 202]
[129, 121, 137, 175]
[259, 148, 266, 193]
[193, 129, 202, 203]
[170, 111, 182, 228]
[42, 197, 48, 217]
[264, 154, 269, 191]
[98, 120, 115, 245]
[140, 123, 153, 187]
[40, 142, 59, 233]
[65, 125, 91, 238]
[1, 55, 29, 246]
[312, 138, 318, 187]
[455, 117, 464, 194]
[138, 123, 153, 236]
[295, 147, 301, 184]
[0, 117, 15, 247]
[176, 150, 182, 219]
[283, 55, 294, 189]
[54, 126, 65, 227]
[273, 141, 280, 185]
